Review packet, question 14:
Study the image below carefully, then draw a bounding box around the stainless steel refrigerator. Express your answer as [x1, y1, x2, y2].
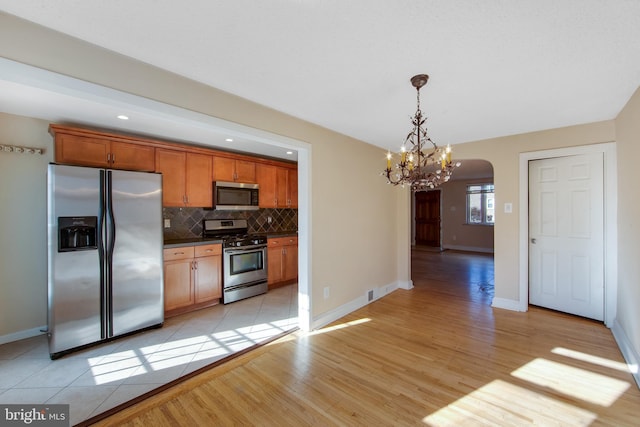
[47, 164, 164, 359]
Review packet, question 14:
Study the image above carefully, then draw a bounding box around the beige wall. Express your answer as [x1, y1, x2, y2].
[0, 114, 54, 337]
[0, 14, 405, 338]
[614, 86, 640, 358]
[440, 179, 494, 252]
[452, 121, 616, 301]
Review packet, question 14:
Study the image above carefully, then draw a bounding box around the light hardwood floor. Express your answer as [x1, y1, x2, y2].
[91, 250, 640, 426]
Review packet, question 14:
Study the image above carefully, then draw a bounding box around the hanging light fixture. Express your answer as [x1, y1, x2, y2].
[382, 74, 460, 191]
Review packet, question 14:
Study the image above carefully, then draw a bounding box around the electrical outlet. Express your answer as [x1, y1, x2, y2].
[164, 219, 171, 228]
[323, 287, 330, 299]
[267, 216, 273, 224]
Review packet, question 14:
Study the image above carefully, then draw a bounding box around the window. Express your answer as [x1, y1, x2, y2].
[466, 184, 494, 225]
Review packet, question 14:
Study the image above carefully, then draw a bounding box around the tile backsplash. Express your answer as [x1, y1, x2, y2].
[163, 207, 298, 239]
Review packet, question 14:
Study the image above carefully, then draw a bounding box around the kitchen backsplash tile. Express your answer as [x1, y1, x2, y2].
[163, 207, 297, 239]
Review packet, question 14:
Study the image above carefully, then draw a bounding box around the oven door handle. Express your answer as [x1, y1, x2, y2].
[224, 244, 267, 254]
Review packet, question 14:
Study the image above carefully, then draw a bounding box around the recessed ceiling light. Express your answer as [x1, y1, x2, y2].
[117, 115, 129, 120]
[286, 151, 293, 155]
[225, 138, 233, 142]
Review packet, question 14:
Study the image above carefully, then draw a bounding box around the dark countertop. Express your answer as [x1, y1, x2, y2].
[163, 237, 223, 248]
[163, 231, 297, 248]
[257, 231, 298, 238]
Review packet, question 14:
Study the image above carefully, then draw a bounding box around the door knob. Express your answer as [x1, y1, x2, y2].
[531, 238, 537, 244]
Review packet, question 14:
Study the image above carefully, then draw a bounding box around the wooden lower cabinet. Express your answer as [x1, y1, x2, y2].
[163, 244, 222, 316]
[267, 236, 298, 289]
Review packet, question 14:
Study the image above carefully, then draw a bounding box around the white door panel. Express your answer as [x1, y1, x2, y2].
[529, 153, 604, 320]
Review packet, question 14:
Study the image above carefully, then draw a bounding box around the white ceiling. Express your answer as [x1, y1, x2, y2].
[1, 1, 640, 162]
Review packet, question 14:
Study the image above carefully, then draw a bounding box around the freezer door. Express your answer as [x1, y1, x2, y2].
[47, 164, 103, 356]
[108, 170, 164, 337]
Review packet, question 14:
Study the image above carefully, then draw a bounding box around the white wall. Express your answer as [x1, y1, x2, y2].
[0, 114, 53, 341]
[614, 86, 640, 374]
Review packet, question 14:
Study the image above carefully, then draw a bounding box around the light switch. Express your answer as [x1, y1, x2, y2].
[164, 219, 171, 228]
[504, 203, 513, 214]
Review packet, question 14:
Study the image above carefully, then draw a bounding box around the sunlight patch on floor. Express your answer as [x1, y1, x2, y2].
[86, 319, 297, 385]
[552, 347, 631, 372]
[511, 358, 630, 406]
[307, 318, 371, 336]
[422, 379, 597, 426]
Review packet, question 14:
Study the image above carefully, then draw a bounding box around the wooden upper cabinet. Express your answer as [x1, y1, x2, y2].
[53, 131, 155, 171]
[185, 153, 213, 208]
[276, 167, 289, 208]
[156, 149, 213, 207]
[213, 156, 256, 183]
[287, 168, 298, 208]
[155, 149, 186, 207]
[110, 141, 155, 171]
[256, 164, 296, 208]
[256, 164, 277, 208]
[49, 125, 297, 209]
[55, 134, 110, 168]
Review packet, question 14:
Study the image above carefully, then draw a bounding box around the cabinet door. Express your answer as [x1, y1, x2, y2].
[235, 160, 256, 183]
[55, 134, 109, 168]
[275, 167, 288, 208]
[163, 258, 194, 311]
[155, 149, 186, 206]
[212, 156, 236, 182]
[283, 245, 298, 281]
[194, 255, 222, 303]
[110, 141, 155, 172]
[267, 245, 284, 285]
[256, 164, 277, 208]
[186, 153, 213, 207]
[287, 168, 298, 208]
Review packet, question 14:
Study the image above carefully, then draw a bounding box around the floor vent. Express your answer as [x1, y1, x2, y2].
[367, 290, 374, 302]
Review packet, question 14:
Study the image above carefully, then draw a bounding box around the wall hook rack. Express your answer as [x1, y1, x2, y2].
[0, 143, 44, 155]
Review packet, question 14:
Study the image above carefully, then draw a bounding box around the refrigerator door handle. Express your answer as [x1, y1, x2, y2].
[106, 170, 116, 337]
[98, 170, 107, 340]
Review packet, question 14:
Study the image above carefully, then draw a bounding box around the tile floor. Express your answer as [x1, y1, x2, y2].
[0, 284, 298, 426]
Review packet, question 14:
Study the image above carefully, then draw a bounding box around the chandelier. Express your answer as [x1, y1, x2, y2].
[382, 74, 460, 191]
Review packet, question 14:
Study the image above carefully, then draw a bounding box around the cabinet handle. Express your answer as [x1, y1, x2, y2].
[194, 260, 198, 270]
[205, 249, 213, 252]
[112, 153, 115, 163]
[174, 251, 185, 255]
[106, 153, 111, 162]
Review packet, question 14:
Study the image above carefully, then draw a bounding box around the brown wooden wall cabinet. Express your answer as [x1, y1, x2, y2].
[49, 124, 296, 208]
[163, 244, 222, 317]
[213, 157, 256, 183]
[256, 164, 298, 208]
[155, 149, 213, 207]
[267, 236, 298, 288]
[54, 132, 155, 171]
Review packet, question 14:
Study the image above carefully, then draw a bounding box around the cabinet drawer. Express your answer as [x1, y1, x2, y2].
[269, 236, 297, 247]
[195, 244, 222, 257]
[163, 246, 195, 261]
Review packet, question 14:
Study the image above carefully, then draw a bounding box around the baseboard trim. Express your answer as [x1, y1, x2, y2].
[0, 325, 47, 345]
[491, 297, 526, 312]
[611, 319, 640, 389]
[443, 244, 494, 254]
[312, 281, 403, 330]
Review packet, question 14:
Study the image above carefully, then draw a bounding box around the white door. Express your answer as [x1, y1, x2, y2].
[529, 153, 604, 320]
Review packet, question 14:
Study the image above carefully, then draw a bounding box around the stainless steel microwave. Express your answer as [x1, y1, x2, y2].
[213, 181, 259, 210]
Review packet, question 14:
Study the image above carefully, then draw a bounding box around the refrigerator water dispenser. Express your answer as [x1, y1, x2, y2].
[58, 216, 97, 252]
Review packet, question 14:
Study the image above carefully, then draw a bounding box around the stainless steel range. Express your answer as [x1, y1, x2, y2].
[203, 219, 268, 304]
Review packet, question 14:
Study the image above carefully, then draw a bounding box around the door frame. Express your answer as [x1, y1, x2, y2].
[518, 142, 617, 327]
